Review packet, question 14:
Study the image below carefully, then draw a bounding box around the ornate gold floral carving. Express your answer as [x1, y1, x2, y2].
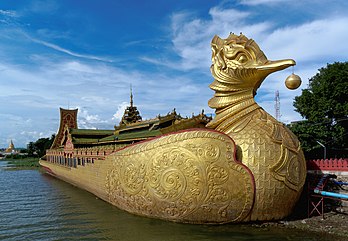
[270, 144, 306, 191]
[105, 130, 254, 224]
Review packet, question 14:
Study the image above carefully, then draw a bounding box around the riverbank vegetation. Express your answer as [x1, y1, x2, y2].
[2, 155, 40, 169]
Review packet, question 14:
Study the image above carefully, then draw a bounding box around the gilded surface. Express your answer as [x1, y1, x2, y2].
[207, 33, 306, 221]
[105, 130, 255, 224]
[43, 33, 307, 224]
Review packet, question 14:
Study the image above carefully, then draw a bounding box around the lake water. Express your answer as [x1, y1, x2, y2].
[0, 160, 332, 241]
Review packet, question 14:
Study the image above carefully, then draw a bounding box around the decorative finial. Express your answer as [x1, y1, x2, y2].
[130, 84, 133, 107]
[285, 73, 302, 90]
[285, 66, 301, 90]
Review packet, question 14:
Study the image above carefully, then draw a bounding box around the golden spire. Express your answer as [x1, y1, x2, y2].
[130, 84, 133, 107]
[5, 139, 15, 153]
[120, 85, 142, 125]
[9, 140, 14, 149]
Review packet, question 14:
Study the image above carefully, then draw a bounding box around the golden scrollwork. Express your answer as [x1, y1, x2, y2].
[105, 130, 255, 224]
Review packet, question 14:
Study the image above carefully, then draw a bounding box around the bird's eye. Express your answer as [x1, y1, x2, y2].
[238, 54, 248, 63]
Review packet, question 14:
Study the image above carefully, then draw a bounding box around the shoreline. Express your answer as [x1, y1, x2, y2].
[251, 211, 348, 240]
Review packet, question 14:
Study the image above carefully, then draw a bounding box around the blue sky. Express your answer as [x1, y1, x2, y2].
[1, 0, 348, 148]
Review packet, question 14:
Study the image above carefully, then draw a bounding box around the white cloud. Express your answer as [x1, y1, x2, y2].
[261, 17, 348, 62]
[112, 102, 128, 123]
[239, 0, 289, 6]
[76, 107, 110, 129]
[28, 0, 59, 13]
[169, 7, 272, 71]
[19, 130, 56, 144]
[0, 9, 22, 28]
[140, 56, 176, 70]
[0, 10, 17, 17]
[28, 37, 113, 62]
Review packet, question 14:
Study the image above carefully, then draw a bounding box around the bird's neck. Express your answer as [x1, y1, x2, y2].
[207, 88, 261, 133]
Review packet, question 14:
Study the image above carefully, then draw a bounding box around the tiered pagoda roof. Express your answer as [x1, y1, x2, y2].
[119, 87, 142, 126]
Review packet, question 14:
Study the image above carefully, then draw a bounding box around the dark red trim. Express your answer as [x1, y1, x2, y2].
[307, 158, 348, 172]
[41, 164, 56, 176]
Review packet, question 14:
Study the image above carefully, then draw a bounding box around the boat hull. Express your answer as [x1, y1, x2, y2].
[40, 129, 255, 224]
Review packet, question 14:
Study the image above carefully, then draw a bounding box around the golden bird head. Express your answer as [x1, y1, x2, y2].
[210, 33, 295, 95]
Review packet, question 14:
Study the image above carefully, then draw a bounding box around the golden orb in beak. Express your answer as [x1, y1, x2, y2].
[285, 73, 302, 90]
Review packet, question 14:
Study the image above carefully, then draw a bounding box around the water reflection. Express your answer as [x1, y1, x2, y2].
[0, 161, 330, 240]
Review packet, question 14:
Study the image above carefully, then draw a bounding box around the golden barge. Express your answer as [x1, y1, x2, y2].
[40, 33, 306, 224]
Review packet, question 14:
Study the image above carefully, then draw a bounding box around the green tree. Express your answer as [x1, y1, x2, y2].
[27, 141, 36, 157]
[289, 62, 348, 159]
[26, 134, 56, 158]
[34, 137, 51, 157]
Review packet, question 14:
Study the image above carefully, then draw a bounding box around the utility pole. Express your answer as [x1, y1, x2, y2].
[275, 90, 281, 121]
[316, 140, 327, 159]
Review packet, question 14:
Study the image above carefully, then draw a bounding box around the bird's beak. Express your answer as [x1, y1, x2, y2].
[255, 59, 296, 75]
[250, 59, 296, 95]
